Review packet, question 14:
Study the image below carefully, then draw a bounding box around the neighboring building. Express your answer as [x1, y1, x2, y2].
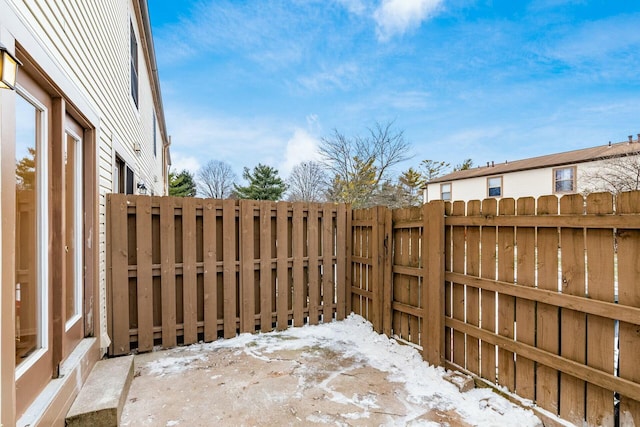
[0, 0, 170, 425]
[424, 137, 640, 203]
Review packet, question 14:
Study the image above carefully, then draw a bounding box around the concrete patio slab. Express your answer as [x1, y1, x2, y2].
[121, 316, 543, 427]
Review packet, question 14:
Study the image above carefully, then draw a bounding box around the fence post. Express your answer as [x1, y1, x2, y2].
[423, 200, 445, 367]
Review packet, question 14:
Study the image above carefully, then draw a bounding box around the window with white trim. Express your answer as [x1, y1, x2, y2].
[440, 183, 451, 201]
[554, 167, 576, 193]
[487, 176, 502, 197]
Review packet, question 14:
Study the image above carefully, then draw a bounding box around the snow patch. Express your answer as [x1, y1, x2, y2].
[139, 314, 542, 426]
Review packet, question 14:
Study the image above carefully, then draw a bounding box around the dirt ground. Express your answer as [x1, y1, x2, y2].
[121, 345, 472, 427]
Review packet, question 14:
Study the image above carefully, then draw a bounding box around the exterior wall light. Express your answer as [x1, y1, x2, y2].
[0, 42, 22, 90]
[137, 182, 148, 195]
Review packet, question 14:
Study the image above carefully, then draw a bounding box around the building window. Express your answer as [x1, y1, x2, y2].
[114, 156, 134, 194]
[130, 20, 139, 108]
[554, 167, 576, 193]
[440, 183, 451, 201]
[487, 176, 502, 197]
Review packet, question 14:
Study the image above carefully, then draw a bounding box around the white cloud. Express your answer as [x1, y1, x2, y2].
[297, 62, 363, 92]
[170, 153, 201, 174]
[373, 0, 444, 41]
[164, 104, 289, 176]
[333, 0, 369, 15]
[279, 129, 322, 177]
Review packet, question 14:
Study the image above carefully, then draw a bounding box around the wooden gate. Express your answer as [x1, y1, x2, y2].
[349, 202, 445, 366]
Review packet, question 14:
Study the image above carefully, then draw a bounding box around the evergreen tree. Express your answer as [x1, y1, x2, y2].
[453, 158, 474, 171]
[169, 170, 197, 197]
[329, 156, 377, 208]
[420, 159, 450, 182]
[399, 167, 425, 206]
[234, 163, 287, 201]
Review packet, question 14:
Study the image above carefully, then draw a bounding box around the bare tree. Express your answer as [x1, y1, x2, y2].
[286, 161, 327, 202]
[196, 160, 237, 199]
[581, 152, 640, 195]
[319, 120, 411, 207]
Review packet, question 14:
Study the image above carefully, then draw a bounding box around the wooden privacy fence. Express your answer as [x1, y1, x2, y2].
[350, 192, 640, 427]
[107, 194, 349, 356]
[442, 192, 640, 426]
[107, 191, 640, 426]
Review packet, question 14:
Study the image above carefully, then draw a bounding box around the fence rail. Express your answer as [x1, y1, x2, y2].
[107, 191, 640, 426]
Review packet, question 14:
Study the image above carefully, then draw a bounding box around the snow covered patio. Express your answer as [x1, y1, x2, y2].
[121, 315, 542, 426]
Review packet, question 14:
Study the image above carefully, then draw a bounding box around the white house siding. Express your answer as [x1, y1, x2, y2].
[426, 167, 553, 202]
[4, 0, 168, 349]
[425, 158, 629, 204]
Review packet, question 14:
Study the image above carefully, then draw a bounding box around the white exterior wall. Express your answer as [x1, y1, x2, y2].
[3, 0, 167, 350]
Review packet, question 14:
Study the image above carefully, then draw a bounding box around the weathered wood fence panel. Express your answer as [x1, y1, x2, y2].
[440, 192, 640, 426]
[107, 194, 348, 356]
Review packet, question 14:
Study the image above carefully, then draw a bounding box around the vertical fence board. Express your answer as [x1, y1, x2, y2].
[240, 200, 256, 333]
[292, 203, 305, 326]
[559, 194, 587, 424]
[202, 200, 217, 341]
[222, 200, 237, 338]
[370, 208, 381, 331]
[322, 206, 334, 322]
[345, 204, 353, 317]
[336, 204, 348, 321]
[497, 198, 516, 391]
[136, 195, 154, 352]
[444, 202, 452, 362]
[182, 198, 198, 345]
[259, 203, 273, 331]
[409, 213, 420, 345]
[382, 207, 393, 338]
[451, 201, 466, 367]
[480, 198, 497, 382]
[109, 194, 130, 355]
[514, 197, 534, 398]
[584, 192, 615, 426]
[616, 191, 640, 425]
[308, 204, 320, 325]
[393, 209, 410, 341]
[466, 200, 481, 376]
[424, 200, 445, 366]
[536, 195, 560, 415]
[160, 197, 177, 348]
[276, 203, 289, 330]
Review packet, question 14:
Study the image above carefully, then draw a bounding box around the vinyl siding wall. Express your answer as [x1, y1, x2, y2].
[5, 0, 167, 349]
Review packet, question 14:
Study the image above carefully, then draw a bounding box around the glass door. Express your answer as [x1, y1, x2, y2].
[15, 81, 53, 417]
[63, 120, 84, 355]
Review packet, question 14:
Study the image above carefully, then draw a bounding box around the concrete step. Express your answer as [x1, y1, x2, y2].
[66, 355, 134, 427]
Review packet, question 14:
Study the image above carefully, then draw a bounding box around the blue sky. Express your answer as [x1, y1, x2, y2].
[148, 0, 640, 180]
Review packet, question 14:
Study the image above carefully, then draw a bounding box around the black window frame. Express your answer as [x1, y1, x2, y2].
[130, 20, 139, 108]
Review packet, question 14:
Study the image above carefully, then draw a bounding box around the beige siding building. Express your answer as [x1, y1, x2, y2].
[424, 138, 640, 203]
[0, 0, 170, 424]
